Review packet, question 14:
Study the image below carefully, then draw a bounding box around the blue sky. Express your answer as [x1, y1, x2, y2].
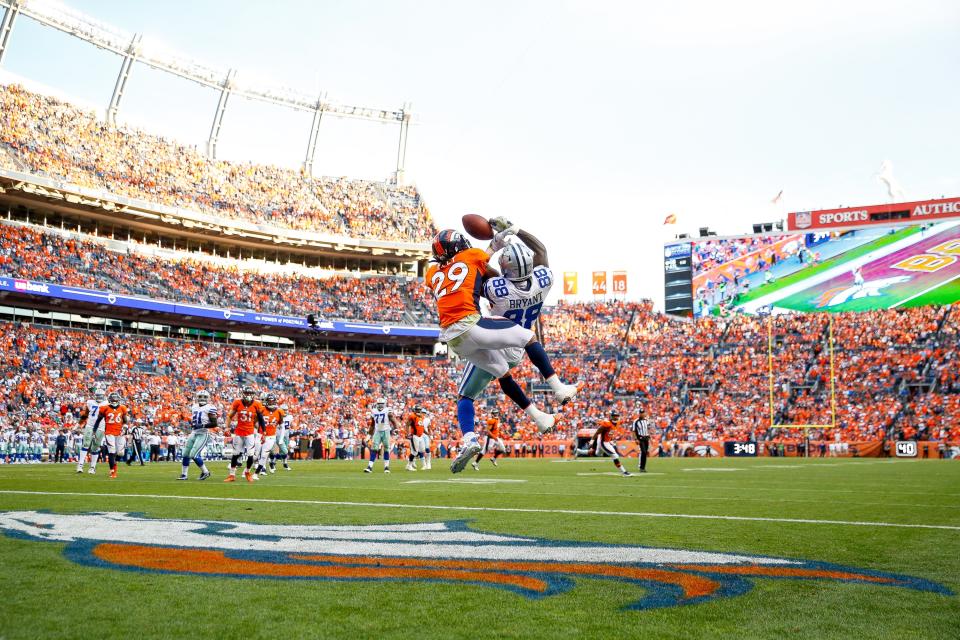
[3, 0, 959, 305]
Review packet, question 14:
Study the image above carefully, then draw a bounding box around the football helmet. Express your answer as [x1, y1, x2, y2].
[196, 390, 210, 405]
[374, 397, 387, 411]
[609, 410, 620, 422]
[499, 241, 535, 280]
[491, 407, 500, 417]
[108, 392, 121, 408]
[94, 390, 106, 404]
[242, 386, 256, 402]
[431, 229, 471, 264]
[266, 393, 278, 409]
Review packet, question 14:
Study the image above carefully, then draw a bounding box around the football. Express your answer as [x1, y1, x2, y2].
[461, 214, 494, 240]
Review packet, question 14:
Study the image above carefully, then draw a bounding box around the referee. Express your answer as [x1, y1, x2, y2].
[632, 408, 653, 473]
[126, 421, 145, 466]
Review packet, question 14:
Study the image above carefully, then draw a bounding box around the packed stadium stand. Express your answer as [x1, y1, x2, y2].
[0, 82, 957, 460]
[0, 85, 435, 242]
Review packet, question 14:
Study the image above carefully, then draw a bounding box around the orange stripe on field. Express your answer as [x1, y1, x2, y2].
[91, 544, 547, 592]
[291, 555, 719, 599]
[672, 564, 897, 584]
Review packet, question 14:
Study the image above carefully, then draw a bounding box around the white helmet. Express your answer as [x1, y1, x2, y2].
[196, 390, 210, 405]
[374, 397, 387, 410]
[499, 241, 535, 280]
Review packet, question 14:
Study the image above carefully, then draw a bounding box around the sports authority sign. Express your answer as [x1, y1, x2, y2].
[788, 197, 960, 231]
[0, 512, 949, 610]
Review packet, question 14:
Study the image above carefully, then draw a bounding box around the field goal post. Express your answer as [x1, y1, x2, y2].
[767, 314, 837, 457]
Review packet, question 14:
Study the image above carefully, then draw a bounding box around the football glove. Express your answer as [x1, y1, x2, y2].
[488, 228, 517, 253]
[488, 216, 517, 234]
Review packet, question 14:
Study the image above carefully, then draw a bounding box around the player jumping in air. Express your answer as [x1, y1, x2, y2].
[365, 397, 399, 473]
[224, 386, 265, 483]
[574, 410, 632, 477]
[76, 387, 106, 474]
[426, 225, 578, 473]
[91, 392, 129, 479]
[178, 390, 216, 481]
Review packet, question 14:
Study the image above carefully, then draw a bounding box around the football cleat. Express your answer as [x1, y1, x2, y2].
[76, 468, 83, 474]
[491, 459, 498, 467]
[88, 468, 96, 475]
[471, 462, 480, 471]
[622, 470, 632, 477]
[199, 471, 211, 481]
[108, 470, 117, 479]
[177, 474, 188, 480]
[553, 382, 580, 406]
[451, 441, 482, 474]
[363, 467, 372, 473]
[269, 466, 276, 474]
[384, 468, 390, 474]
[533, 411, 556, 434]
[224, 475, 236, 483]
[283, 463, 291, 470]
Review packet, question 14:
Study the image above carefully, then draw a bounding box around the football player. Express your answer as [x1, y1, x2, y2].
[427, 228, 578, 473]
[420, 410, 433, 470]
[178, 390, 216, 481]
[365, 397, 399, 473]
[256, 393, 285, 477]
[574, 410, 632, 477]
[224, 386, 265, 483]
[269, 407, 294, 472]
[91, 392, 129, 479]
[405, 405, 427, 471]
[473, 407, 506, 470]
[76, 388, 106, 474]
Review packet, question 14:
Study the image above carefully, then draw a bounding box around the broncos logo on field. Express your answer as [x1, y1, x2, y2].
[0, 511, 949, 610]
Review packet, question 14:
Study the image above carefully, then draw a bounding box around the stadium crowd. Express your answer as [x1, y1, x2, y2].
[0, 85, 435, 242]
[0, 222, 431, 323]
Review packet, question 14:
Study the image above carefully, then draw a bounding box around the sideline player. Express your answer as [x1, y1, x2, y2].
[427, 228, 578, 473]
[76, 388, 106, 474]
[256, 393, 284, 477]
[178, 390, 216, 481]
[269, 408, 294, 473]
[91, 392, 129, 479]
[224, 386, 265, 483]
[405, 405, 427, 471]
[365, 397, 398, 473]
[473, 407, 505, 470]
[420, 410, 433, 470]
[574, 410, 632, 477]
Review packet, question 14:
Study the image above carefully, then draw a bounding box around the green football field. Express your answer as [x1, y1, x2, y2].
[1, 457, 958, 639]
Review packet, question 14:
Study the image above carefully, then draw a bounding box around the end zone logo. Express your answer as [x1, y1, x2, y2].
[0, 512, 949, 610]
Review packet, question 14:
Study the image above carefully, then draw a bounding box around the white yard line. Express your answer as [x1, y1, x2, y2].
[1, 489, 957, 531]
[890, 272, 960, 308]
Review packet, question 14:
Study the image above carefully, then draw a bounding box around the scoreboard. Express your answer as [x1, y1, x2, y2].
[663, 242, 693, 317]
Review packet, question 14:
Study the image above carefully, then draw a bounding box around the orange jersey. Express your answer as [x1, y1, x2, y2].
[425, 248, 489, 327]
[406, 413, 424, 437]
[262, 408, 285, 437]
[595, 420, 615, 438]
[230, 399, 265, 437]
[486, 418, 501, 439]
[98, 404, 128, 436]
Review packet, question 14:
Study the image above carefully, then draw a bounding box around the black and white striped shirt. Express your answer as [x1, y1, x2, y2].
[633, 418, 653, 438]
[130, 425, 145, 441]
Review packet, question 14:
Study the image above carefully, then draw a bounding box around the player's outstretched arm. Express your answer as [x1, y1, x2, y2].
[516, 229, 549, 268]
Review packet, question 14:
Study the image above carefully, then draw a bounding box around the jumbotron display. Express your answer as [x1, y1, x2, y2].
[665, 204, 960, 317]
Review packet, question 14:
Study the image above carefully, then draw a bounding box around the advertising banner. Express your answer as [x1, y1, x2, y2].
[788, 196, 960, 231]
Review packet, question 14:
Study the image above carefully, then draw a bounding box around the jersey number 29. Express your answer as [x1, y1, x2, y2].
[431, 262, 468, 298]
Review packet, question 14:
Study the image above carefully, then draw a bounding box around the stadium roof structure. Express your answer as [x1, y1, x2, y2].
[0, 0, 412, 174]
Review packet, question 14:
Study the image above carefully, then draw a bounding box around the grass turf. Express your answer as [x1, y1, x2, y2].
[0, 456, 957, 639]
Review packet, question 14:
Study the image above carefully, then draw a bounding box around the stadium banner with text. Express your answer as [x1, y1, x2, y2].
[612, 271, 627, 294]
[691, 220, 960, 317]
[563, 272, 578, 295]
[591, 271, 607, 295]
[0, 278, 440, 339]
[788, 196, 960, 232]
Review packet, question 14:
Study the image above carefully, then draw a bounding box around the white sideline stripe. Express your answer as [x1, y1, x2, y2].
[576, 472, 665, 476]
[1, 490, 958, 531]
[683, 468, 743, 472]
[402, 479, 527, 485]
[890, 272, 960, 309]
